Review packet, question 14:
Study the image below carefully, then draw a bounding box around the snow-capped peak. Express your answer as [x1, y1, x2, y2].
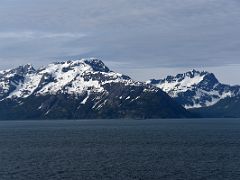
[148, 69, 239, 109]
[83, 58, 110, 72]
[0, 58, 135, 100]
[0, 64, 36, 76]
[148, 70, 213, 96]
[47, 58, 110, 73]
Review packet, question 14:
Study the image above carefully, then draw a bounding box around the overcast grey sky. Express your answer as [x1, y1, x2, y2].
[0, 0, 240, 84]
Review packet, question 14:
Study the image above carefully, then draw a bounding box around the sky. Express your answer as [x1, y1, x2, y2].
[0, 0, 240, 85]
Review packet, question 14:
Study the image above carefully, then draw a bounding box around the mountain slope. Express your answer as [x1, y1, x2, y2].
[191, 95, 240, 118]
[147, 70, 240, 109]
[0, 59, 191, 120]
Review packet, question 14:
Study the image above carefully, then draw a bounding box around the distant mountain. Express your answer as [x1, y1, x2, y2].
[147, 69, 240, 109]
[0, 59, 191, 120]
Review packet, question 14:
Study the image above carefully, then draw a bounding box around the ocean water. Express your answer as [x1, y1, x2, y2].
[0, 119, 240, 180]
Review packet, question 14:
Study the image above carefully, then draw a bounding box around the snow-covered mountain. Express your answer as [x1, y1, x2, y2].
[0, 59, 191, 119]
[0, 59, 130, 100]
[147, 69, 240, 109]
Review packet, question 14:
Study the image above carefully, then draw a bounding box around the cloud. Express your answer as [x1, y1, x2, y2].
[0, 31, 86, 39]
[0, 0, 240, 84]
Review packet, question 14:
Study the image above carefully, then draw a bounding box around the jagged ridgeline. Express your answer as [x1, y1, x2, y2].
[148, 70, 240, 118]
[148, 70, 240, 109]
[0, 59, 191, 120]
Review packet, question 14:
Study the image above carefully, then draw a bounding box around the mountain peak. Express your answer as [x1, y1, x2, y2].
[21, 64, 36, 73]
[150, 69, 210, 87]
[1, 58, 130, 100]
[0, 64, 36, 76]
[183, 69, 208, 78]
[83, 58, 110, 72]
[50, 58, 110, 73]
[148, 69, 238, 109]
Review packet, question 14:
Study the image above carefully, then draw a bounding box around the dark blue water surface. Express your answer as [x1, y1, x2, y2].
[1, 119, 240, 180]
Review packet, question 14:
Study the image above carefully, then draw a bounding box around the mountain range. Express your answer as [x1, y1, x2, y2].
[148, 69, 240, 117]
[0, 59, 239, 119]
[0, 59, 190, 120]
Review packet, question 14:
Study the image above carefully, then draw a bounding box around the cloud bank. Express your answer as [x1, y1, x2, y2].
[0, 0, 240, 84]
